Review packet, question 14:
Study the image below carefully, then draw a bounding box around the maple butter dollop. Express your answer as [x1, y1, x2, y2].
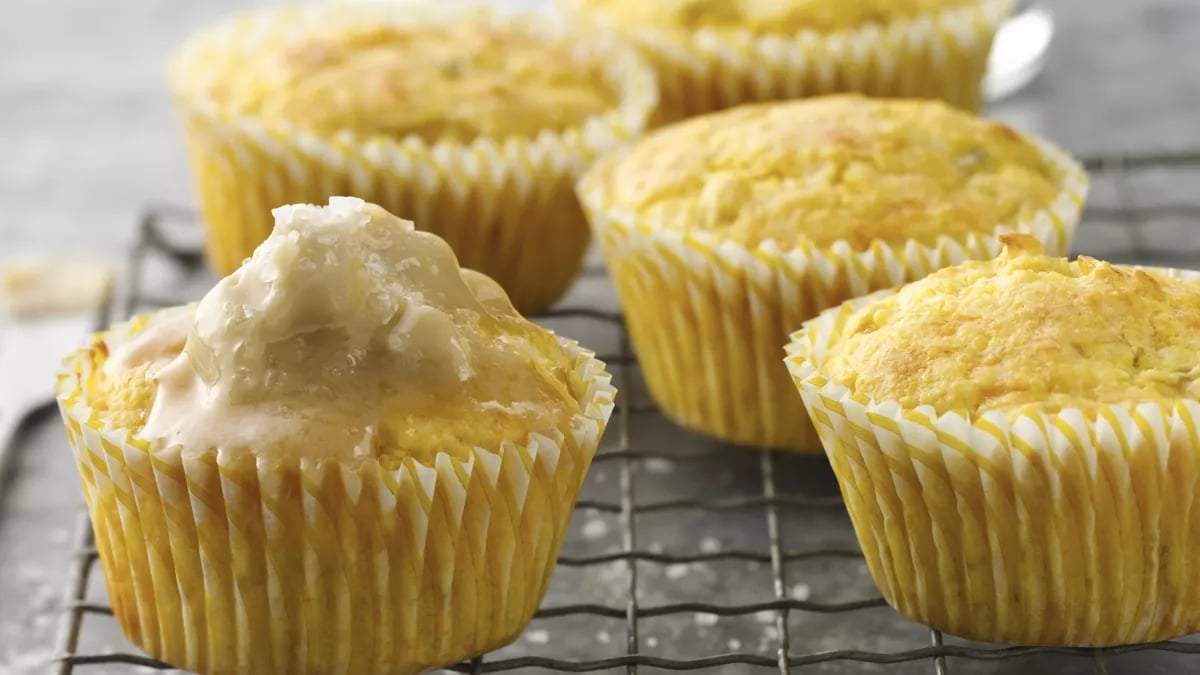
[100, 197, 578, 464]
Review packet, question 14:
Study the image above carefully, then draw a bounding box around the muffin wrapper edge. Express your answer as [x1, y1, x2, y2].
[784, 268, 1200, 646]
[55, 327, 616, 675]
[561, 0, 1012, 122]
[580, 137, 1086, 452]
[168, 5, 659, 315]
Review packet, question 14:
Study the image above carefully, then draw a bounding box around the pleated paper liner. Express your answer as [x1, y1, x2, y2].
[579, 137, 1087, 452]
[167, 4, 659, 315]
[559, 0, 1012, 123]
[56, 318, 616, 675]
[785, 267, 1200, 647]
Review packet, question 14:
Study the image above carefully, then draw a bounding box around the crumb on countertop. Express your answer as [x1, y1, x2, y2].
[0, 257, 111, 318]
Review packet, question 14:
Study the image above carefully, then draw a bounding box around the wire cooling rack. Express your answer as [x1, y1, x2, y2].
[53, 149, 1200, 675]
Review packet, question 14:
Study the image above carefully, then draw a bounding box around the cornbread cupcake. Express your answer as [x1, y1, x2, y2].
[787, 234, 1200, 646]
[579, 95, 1086, 451]
[559, 0, 1012, 122]
[168, 4, 658, 315]
[55, 198, 616, 674]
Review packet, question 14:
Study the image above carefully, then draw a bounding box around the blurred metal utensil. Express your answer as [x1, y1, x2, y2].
[985, 0, 1055, 102]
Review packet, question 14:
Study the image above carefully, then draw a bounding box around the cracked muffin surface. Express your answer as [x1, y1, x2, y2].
[573, 0, 982, 32]
[589, 95, 1063, 250]
[195, 18, 617, 141]
[822, 234, 1200, 416]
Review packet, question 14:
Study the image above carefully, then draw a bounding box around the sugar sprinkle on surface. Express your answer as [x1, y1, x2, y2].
[525, 629, 550, 645]
[665, 563, 690, 580]
[581, 517, 609, 540]
[642, 457, 675, 474]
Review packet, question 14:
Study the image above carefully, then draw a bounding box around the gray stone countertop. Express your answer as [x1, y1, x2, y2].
[2, 1, 1200, 674]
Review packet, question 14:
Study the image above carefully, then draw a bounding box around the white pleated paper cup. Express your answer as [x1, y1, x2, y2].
[56, 314, 616, 674]
[578, 136, 1086, 452]
[168, 3, 659, 315]
[559, 0, 1012, 123]
[785, 267, 1200, 646]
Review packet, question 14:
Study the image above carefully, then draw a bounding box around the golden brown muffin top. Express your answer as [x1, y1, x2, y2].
[194, 18, 617, 142]
[572, 0, 980, 33]
[821, 235, 1200, 417]
[583, 96, 1063, 250]
[95, 198, 582, 465]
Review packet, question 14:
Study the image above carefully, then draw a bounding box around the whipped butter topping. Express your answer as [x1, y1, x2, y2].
[104, 197, 570, 460]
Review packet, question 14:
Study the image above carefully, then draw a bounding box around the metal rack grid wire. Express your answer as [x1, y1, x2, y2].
[52, 149, 1200, 674]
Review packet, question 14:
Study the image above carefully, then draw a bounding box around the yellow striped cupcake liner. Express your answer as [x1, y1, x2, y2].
[579, 138, 1086, 452]
[167, 4, 659, 315]
[56, 318, 616, 674]
[559, 0, 1012, 123]
[785, 267, 1200, 647]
